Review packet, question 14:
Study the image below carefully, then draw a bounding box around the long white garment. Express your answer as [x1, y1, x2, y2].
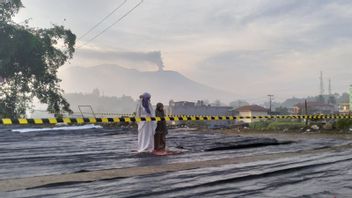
[136, 100, 156, 152]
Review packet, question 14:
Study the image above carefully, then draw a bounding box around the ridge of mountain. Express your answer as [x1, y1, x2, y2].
[60, 64, 235, 103]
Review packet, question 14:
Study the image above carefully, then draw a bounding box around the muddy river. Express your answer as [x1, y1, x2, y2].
[0, 126, 351, 197]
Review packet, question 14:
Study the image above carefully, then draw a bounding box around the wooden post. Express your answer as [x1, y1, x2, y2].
[305, 100, 308, 126]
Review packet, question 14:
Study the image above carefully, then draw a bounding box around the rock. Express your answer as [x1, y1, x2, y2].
[311, 125, 319, 130]
[323, 123, 333, 130]
[55, 122, 68, 126]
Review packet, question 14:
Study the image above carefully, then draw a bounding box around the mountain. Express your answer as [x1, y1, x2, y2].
[60, 64, 235, 104]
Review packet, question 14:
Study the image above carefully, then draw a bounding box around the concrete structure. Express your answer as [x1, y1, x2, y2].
[235, 105, 268, 123]
[28, 110, 55, 118]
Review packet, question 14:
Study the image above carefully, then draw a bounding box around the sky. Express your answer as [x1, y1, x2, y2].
[13, 0, 352, 103]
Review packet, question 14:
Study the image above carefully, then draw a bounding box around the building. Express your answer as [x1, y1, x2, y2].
[235, 105, 268, 123]
[337, 85, 352, 114]
[167, 100, 236, 128]
[292, 101, 336, 115]
[168, 100, 233, 116]
[288, 106, 299, 115]
[338, 103, 350, 114]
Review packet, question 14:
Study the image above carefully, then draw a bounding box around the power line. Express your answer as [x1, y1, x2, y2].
[78, 0, 128, 40]
[78, 0, 144, 48]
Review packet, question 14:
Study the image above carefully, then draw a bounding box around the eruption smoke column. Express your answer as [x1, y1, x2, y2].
[76, 49, 165, 71]
[118, 50, 164, 71]
[150, 51, 164, 71]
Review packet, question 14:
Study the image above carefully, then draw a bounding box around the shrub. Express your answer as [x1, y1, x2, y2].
[335, 119, 352, 130]
[249, 120, 271, 129]
[266, 121, 305, 130]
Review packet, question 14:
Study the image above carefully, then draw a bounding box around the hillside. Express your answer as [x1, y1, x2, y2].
[60, 64, 235, 104]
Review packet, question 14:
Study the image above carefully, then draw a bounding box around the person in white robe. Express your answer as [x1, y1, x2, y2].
[136, 92, 156, 152]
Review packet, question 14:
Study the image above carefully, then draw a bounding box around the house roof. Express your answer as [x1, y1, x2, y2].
[235, 105, 267, 112]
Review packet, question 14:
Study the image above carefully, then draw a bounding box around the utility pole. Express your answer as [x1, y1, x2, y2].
[320, 71, 324, 96]
[268, 94, 274, 115]
[328, 78, 332, 96]
[318, 71, 325, 103]
[327, 78, 336, 105]
[305, 99, 308, 126]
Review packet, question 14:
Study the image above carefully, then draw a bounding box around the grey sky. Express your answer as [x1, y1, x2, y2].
[14, 0, 352, 103]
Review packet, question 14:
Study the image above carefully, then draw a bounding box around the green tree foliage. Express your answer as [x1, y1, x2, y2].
[64, 90, 137, 115]
[0, 0, 76, 118]
[317, 95, 325, 103]
[327, 95, 336, 105]
[335, 119, 352, 130]
[274, 106, 289, 115]
[336, 92, 349, 103]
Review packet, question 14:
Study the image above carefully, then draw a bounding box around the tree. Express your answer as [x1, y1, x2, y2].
[317, 95, 325, 103]
[337, 92, 349, 103]
[64, 91, 137, 114]
[229, 100, 249, 108]
[211, 99, 224, 107]
[0, 0, 76, 118]
[327, 95, 336, 105]
[274, 106, 289, 115]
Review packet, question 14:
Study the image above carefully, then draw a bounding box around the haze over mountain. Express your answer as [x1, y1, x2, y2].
[15, 1, 352, 102]
[60, 64, 236, 104]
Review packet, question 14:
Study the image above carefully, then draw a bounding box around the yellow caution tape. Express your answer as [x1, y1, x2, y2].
[0, 114, 351, 125]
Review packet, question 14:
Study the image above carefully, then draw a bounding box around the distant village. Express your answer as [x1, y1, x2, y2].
[30, 84, 352, 124]
[167, 93, 351, 124]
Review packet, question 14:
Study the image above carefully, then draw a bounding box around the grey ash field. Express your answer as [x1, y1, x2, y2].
[0, 125, 352, 197]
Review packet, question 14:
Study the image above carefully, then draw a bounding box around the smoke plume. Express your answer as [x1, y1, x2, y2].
[76, 49, 165, 71]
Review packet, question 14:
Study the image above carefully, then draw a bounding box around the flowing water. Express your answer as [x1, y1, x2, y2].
[0, 125, 351, 197]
